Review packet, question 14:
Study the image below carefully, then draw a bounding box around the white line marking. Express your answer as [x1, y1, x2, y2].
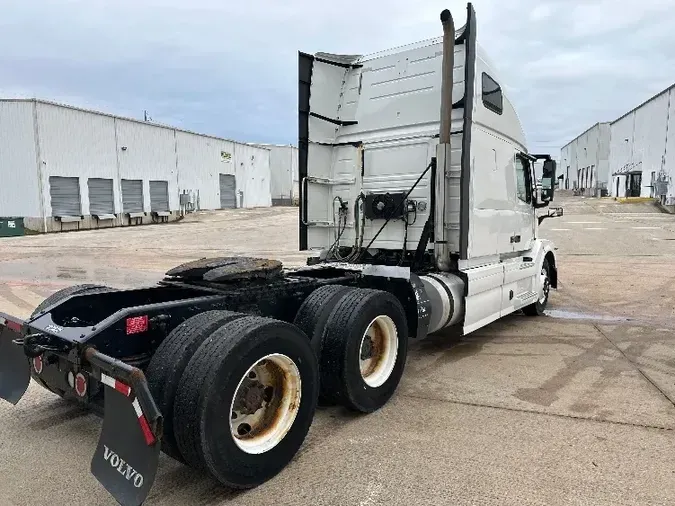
[132, 398, 143, 418]
[631, 226, 660, 230]
[569, 221, 600, 224]
[551, 228, 571, 231]
[584, 228, 607, 231]
[100, 374, 116, 389]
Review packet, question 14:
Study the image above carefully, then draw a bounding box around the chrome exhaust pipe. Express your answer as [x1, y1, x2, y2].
[435, 9, 455, 271]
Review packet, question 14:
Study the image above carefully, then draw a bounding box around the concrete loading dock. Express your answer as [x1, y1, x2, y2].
[1, 193, 674, 505]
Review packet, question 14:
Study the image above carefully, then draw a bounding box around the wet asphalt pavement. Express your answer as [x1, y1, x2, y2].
[1, 195, 675, 505]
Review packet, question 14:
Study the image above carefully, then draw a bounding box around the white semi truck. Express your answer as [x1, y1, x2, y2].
[299, 4, 562, 333]
[0, 4, 561, 505]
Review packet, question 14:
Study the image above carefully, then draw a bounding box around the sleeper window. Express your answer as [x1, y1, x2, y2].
[482, 73, 503, 115]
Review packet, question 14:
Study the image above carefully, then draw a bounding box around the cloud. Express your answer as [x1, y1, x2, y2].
[1, 0, 674, 154]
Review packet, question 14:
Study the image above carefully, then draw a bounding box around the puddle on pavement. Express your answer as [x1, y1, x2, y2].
[544, 309, 633, 323]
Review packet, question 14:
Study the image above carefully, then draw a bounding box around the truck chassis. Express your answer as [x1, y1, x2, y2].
[0, 258, 434, 505]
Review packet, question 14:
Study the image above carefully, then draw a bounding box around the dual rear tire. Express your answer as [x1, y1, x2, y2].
[146, 285, 408, 489]
[294, 286, 408, 413]
[147, 312, 318, 488]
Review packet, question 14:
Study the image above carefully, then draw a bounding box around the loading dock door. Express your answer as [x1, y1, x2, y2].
[122, 179, 144, 213]
[49, 176, 81, 217]
[149, 180, 170, 212]
[88, 178, 115, 215]
[219, 174, 236, 209]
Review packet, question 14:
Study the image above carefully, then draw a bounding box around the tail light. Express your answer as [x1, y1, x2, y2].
[126, 315, 149, 335]
[6, 319, 21, 332]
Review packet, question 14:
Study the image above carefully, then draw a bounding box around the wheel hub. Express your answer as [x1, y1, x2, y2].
[229, 354, 302, 455]
[358, 315, 398, 389]
[234, 379, 269, 415]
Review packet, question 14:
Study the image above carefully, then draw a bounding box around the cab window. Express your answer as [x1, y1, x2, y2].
[515, 156, 532, 203]
[482, 73, 503, 115]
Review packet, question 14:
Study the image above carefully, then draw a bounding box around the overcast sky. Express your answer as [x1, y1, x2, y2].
[2, 0, 674, 156]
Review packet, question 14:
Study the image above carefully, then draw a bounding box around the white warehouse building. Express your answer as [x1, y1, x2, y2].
[0, 99, 272, 233]
[609, 83, 675, 204]
[256, 144, 299, 206]
[560, 122, 611, 196]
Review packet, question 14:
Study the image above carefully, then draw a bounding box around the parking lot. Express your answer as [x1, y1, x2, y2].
[1, 194, 675, 505]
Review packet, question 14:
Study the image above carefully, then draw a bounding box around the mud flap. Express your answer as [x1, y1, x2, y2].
[91, 387, 161, 506]
[0, 323, 30, 405]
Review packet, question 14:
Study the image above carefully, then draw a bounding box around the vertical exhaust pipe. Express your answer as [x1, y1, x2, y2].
[439, 9, 455, 145]
[435, 9, 455, 271]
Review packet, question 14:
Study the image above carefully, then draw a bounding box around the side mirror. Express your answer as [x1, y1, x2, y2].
[541, 159, 557, 202]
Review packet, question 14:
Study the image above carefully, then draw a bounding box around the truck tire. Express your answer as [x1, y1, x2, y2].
[173, 316, 319, 488]
[523, 258, 551, 316]
[320, 288, 408, 413]
[30, 284, 115, 397]
[146, 310, 245, 462]
[293, 284, 353, 358]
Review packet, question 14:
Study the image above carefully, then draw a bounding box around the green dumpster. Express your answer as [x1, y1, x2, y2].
[0, 217, 25, 237]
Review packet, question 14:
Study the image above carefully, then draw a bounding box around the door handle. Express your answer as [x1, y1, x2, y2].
[510, 235, 521, 244]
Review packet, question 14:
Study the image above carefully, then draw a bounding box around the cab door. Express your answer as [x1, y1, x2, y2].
[501, 153, 537, 312]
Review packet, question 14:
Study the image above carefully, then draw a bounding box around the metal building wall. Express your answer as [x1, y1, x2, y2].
[36, 102, 119, 231]
[609, 87, 674, 203]
[0, 101, 41, 218]
[234, 143, 272, 208]
[291, 147, 299, 204]
[597, 123, 611, 190]
[559, 122, 610, 195]
[560, 143, 574, 190]
[116, 118, 178, 212]
[268, 145, 298, 205]
[176, 131, 235, 210]
[664, 90, 675, 206]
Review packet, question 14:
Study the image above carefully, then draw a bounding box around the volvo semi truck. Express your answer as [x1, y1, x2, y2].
[0, 4, 561, 505]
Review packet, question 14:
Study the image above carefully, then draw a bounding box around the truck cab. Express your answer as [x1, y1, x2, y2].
[299, 2, 560, 335]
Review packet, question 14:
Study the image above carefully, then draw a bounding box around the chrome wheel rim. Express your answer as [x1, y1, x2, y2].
[229, 353, 301, 455]
[358, 315, 398, 388]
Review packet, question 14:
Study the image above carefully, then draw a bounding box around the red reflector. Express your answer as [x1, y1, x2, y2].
[114, 380, 131, 397]
[138, 414, 156, 446]
[126, 315, 149, 335]
[6, 320, 21, 332]
[74, 372, 88, 397]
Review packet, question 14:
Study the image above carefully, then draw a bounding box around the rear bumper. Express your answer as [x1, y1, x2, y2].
[0, 311, 163, 506]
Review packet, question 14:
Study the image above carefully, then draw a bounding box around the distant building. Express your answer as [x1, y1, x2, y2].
[0, 98, 272, 234]
[609, 83, 675, 203]
[253, 144, 299, 206]
[560, 122, 611, 196]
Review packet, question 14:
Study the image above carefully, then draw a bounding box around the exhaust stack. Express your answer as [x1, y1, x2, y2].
[435, 9, 455, 271]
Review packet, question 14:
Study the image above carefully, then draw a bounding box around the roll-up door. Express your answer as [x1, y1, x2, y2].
[219, 174, 236, 209]
[87, 178, 115, 215]
[122, 179, 144, 213]
[49, 176, 81, 216]
[149, 180, 170, 212]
